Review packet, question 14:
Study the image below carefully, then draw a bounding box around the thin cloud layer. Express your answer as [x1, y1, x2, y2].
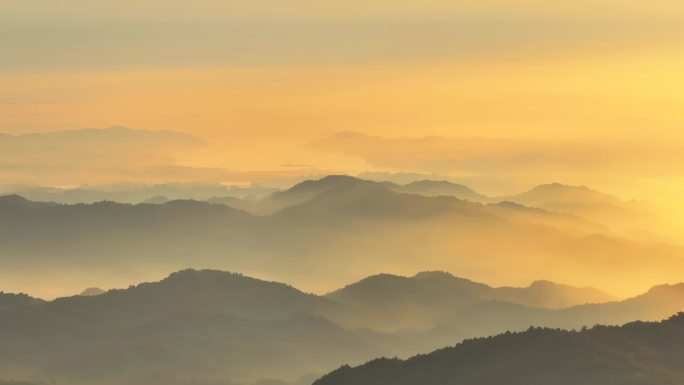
[312, 131, 684, 178]
[0, 126, 206, 185]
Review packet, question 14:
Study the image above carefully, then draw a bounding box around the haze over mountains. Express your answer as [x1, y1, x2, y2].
[2, 182, 279, 205]
[0, 126, 321, 188]
[4, 170, 684, 384]
[0, 175, 681, 299]
[7, 0, 684, 382]
[2, 269, 684, 385]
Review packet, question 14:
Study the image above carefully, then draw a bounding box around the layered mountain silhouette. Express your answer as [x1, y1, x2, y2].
[203, 176, 670, 241]
[212, 175, 488, 216]
[394, 180, 488, 201]
[3, 182, 278, 205]
[0, 270, 364, 385]
[2, 269, 684, 385]
[326, 272, 614, 331]
[314, 313, 684, 385]
[0, 175, 682, 298]
[500, 183, 671, 240]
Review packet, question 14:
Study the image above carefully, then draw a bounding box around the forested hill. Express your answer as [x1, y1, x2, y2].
[314, 312, 684, 385]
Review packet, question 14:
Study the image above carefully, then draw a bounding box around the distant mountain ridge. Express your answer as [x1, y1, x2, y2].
[2, 182, 278, 205]
[0, 194, 57, 209]
[213, 176, 663, 241]
[213, 175, 488, 216]
[324, 271, 613, 331]
[0, 175, 681, 299]
[328, 271, 613, 309]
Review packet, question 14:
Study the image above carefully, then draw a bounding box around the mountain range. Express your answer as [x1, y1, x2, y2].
[2, 269, 684, 385]
[0, 175, 681, 299]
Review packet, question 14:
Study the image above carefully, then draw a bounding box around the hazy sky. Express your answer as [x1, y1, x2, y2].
[2, 0, 684, 203]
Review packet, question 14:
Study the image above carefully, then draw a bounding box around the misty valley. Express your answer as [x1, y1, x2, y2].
[2, 175, 684, 385]
[5, 0, 684, 382]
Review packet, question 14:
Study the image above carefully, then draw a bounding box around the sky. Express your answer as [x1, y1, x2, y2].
[2, 0, 684, 204]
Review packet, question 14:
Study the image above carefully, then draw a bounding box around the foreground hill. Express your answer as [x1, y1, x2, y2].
[314, 313, 684, 385]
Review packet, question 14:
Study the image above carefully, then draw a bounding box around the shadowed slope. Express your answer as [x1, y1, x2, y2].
[2, 270, 684, 385]
[314, 313, 684, 385]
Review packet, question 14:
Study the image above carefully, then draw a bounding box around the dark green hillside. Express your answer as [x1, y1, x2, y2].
[315, 313, 684, 385]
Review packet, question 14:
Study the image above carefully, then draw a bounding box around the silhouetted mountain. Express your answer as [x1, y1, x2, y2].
[557, 283, 684, 327]
[2, 269, 684, 385]
[0, 270, 389, 385]
[324, 272, 491, 331]
[314, 313, 684, 385]
[269, 180, 600, 236]
[326, 272, 614, 330]
[1, 176, 682, 299]
[255, 175, 387, 215]
[497, 279, 614, 308]
[506, 183, 618, 206]
[501, 183, 674, 241]
[219, 176, 489, 216]
[325, 271, 684, 348]
[0, 292, 44, 311]
[0, 176, 684, 293]
[78, 287, 105, 296]
[394, 180, 489, 201]
[0, 194, 56, 209]
[2, 182, 279, 205]
[49, 269, 327, 323]
[272, 183, 481, 222]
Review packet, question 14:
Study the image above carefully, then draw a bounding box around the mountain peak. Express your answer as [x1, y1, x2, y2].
[79, 287, 105, 296]
[318, 174, 363, 184]
[412, 271, 455, 280]
[0, 194, 30, 204]
[528, 279, 559, 288]
[278, 175, 364, 195]
[0, 194, 55, 208]
[643, 283, 684, 297]
[524, 183, 615, 201]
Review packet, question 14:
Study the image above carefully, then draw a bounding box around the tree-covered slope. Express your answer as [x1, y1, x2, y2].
[315, 313, 684, 385]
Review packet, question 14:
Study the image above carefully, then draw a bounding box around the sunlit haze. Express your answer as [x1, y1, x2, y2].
[3, 3, 684, 384]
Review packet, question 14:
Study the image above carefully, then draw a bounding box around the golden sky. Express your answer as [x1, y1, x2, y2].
[4, 0, 684, 298]
[2, 0, 684, 203]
